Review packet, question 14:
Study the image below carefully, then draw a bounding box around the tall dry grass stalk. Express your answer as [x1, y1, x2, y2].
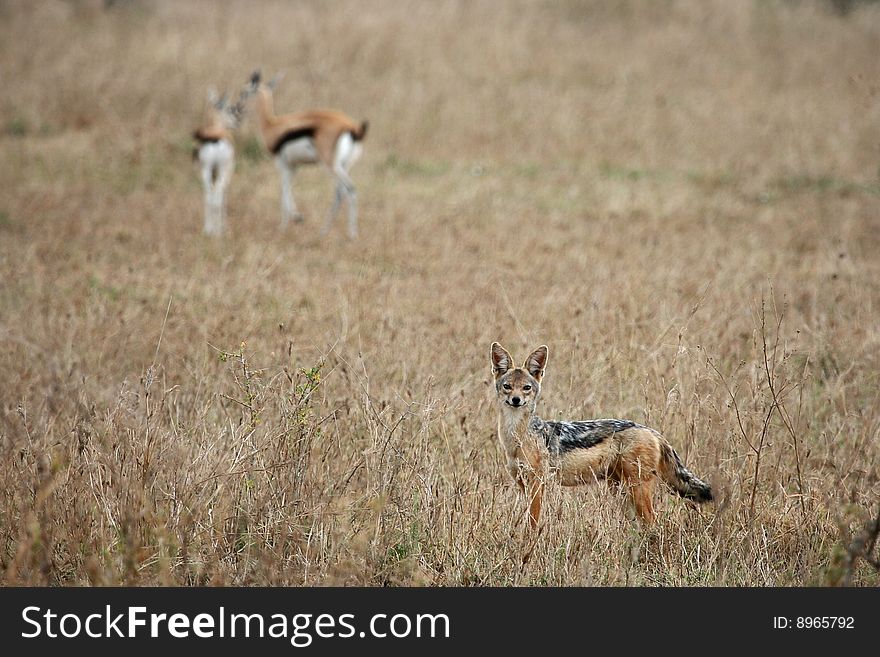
[0, 0, 878, 585]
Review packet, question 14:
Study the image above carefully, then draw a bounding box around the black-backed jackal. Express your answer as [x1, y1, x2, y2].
[490, 342, 712, 529]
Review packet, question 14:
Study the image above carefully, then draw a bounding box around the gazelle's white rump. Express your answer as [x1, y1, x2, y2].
[198, 139, 234, 172]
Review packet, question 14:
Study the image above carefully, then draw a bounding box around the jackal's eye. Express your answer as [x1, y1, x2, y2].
[502, 383, 512, 391]
[522, 385, 532, 392]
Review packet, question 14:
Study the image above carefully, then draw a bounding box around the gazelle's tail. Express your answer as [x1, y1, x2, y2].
[353, 120, 369, 141]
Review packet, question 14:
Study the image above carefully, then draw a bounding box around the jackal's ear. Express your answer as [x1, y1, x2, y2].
[524, 345, 548, 381]
[491, 342, 514, 378]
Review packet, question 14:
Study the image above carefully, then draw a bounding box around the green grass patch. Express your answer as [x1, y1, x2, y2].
[5, 117, 29, 137]
[88, 275, 122, 302]
[379, 153, 450, 178]
[514, 163, 542, 179]
[599, 161, 674, 182]
[771, 175, 880, 197]
[240, 135, 266, 164]
[687, 169, 737, 188]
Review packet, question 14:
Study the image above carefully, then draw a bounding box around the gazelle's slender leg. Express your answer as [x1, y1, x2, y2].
[276, 158, 302, 226]
[345, 182, 358, 240]
[321, 184, 344, 236]
[215, 158, 234, 235]
[209, 191, 220, 235]
[322, 172, 357, 239]
[201, 163, 218, 236]
[215, 186, 225, 236]
[327, 133, 360, 239]
[332, 169, 358, 240]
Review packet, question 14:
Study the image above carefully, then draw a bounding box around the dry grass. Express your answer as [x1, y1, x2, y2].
[1, 0, 879, 586]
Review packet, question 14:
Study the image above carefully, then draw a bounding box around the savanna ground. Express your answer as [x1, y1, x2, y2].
[1, 0, 879, 586]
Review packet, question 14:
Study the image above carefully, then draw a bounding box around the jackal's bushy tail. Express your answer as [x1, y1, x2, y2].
[659, 442, 713, 503]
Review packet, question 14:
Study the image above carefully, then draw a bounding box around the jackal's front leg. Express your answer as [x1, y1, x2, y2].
[509, 452, 545, 530]
[507, 458, 526, 495]
[523, 471, 544, 530]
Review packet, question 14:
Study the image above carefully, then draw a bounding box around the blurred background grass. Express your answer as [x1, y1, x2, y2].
[0, 0, 878, 585]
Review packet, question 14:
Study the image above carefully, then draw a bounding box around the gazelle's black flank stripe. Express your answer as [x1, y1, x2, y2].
[193, 130, 222, 144]
[271, 127, 317, 155]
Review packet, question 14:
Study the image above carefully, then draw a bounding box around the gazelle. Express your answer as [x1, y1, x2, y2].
[192, 86, 252, 236]
[247, 71, 368, 238]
